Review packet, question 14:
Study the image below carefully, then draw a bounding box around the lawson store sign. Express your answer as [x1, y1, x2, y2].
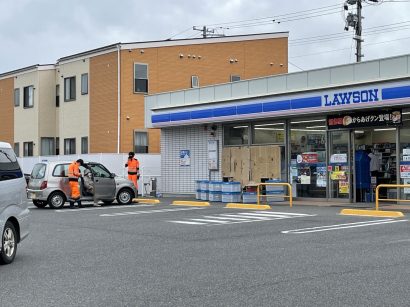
[151, 81, 410, 127]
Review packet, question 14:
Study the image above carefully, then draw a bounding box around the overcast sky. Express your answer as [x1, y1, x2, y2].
[1, 0, 409, 73]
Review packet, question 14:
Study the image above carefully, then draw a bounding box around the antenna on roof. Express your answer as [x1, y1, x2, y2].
[193, 26, 225, 38]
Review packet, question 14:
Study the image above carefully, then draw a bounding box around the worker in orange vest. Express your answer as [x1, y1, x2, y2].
[68, 159, 84, 209]
[125, 152, 139, 195]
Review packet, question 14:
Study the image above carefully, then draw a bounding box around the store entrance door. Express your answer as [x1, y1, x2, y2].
[352, 128, 398, 202]
[328, 130, 352, 202]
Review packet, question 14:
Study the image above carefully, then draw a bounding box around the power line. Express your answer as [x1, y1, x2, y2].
[289, 35, 410, 58]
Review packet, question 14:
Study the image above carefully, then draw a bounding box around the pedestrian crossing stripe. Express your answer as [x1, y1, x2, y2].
[168, 211, 315, 226]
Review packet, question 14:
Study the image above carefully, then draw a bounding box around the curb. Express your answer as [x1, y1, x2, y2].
[340, 209, 404, 218]
[225, 203, 271, 210]
[132, 198, 160, 204]
[172, 200, 210, 207]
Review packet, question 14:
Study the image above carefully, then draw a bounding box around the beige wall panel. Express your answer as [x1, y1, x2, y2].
[38, 70, 57, 138]
[58, 59, 89, 153]
[90, 52, 118, 153]
[0, 77, 14, 145]
[120, 37, 288, 153]
[14, 71, 40, 155]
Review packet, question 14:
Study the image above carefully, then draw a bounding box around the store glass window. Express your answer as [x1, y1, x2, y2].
[290, 118, 326, 198]
[224, 124, 249, 146]
[399, 110, 410, 200]
[252, 122, 285, 145]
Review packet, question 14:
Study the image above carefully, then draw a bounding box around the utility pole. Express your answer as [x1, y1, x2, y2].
[344, 0, 379, 62]
[355, 0, 363, 62]
[193, 26, 214, 38]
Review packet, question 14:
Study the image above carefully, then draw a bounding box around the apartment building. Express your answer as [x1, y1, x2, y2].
[0, 32, 289, 156]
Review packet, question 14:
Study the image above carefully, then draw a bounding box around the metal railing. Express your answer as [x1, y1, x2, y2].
[257, 183, 293, 208]
[375, 184, 410, 210]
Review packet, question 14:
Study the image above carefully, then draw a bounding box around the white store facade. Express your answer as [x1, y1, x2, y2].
[145, 54, 410, 203]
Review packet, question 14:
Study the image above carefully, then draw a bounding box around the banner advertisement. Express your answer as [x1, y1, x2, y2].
[327, 110, 402, 129]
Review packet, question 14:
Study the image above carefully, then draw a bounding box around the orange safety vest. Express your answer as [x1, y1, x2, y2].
[127, 158, 140, 175]
[68, 161, 81, 182]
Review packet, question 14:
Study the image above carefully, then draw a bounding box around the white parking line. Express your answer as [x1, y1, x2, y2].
[282, 219, 409, 234]
[168, 211, 316, 226]
[55, 204, 155, 212]
[100, 207, 205, 217]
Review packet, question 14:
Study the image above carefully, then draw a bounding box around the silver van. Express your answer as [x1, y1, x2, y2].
[0, 142, 30, 264]
[27, 161, 137, 209]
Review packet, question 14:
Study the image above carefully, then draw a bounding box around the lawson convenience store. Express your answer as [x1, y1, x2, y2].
[145, 54, 410, 203]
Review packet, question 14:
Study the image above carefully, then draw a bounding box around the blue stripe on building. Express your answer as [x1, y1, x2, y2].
[151, 84, 410, 124]
[262, 100, 291, 112]
[382, 85, 410, 100]
[237, 103, 263, 115]
[291, 96, 322, 109]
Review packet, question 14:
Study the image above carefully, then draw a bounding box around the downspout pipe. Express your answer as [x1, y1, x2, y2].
[117, 44, 121, 154]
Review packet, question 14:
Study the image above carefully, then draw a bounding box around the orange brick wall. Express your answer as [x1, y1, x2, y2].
[89, 52, 118, 153]
[0, 77, 14, 144]
[119, 37, 288, 153]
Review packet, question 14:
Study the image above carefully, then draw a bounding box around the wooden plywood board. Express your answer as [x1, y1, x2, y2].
[250, 145, 281, 182]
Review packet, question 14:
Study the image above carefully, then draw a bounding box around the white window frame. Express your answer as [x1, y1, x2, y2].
[133, 63, 148, 93]
[134, 130, 149, 153]
[191, 75, 199, 88]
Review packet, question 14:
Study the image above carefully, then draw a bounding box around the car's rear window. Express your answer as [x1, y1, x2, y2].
[53, 164, 69, 177]
[0, 148, 23, 181]
[31, 163, 47, 179]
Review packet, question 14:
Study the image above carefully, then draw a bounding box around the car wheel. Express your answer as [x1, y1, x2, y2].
[102, 200, 113, 206]
[0, 221, 17, 265]
[33, 200, 47, 208]
[48, 191, 66, 209]
[116, 188, 134, 205]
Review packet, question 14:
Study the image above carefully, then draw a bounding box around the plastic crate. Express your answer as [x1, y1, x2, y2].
[195, 180, 202, 191]
[199, 180, 209, 191]
[242, 192, 257, 204]
[221, 192, 241, 203]
[209, 181, 223, 192]
[266, 191, 285, 202]
[221, 182, 241, 193]
[195, 190, 201, 200]
[208, 191, 222, 202]
[200, 191, 208, 201]
[265, 179, 285, 193]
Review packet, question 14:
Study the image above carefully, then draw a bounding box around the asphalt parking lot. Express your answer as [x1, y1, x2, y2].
[1, 199, 410, 307]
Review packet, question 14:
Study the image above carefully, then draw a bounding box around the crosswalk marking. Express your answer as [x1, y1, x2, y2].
[100, 207, 205, 217]
[168, 221, 207, 225]
[168, 211, 316, 226]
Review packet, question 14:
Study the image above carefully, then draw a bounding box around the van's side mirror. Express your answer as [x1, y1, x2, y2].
[110, 173, 116, 178]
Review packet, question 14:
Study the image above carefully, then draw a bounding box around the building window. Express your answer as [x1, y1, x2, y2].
[14, 88, 20, 107]
[134, 63, 148, 93]
[81, 137, 88, 154]
[191, 75, 199, 88]
[64, 76, 76, 101]
[14, 143, 20, 157]
[64, 138, 76, 155]
[56, 84, 60, 107]
[230, 75, 241, 82]
[56, 137, 60, 155]
[41, 137, 55, 156]
[81, 73, 88, 95]
[134, 131, 148, 153]
[223, 124, 249, 146]
[23, 142, 34, 157]
[23, 86, 34, 108]
[252, 122, 285, 145]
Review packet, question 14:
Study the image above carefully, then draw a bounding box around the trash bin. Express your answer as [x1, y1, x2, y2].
[150, 177, 157, 197]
